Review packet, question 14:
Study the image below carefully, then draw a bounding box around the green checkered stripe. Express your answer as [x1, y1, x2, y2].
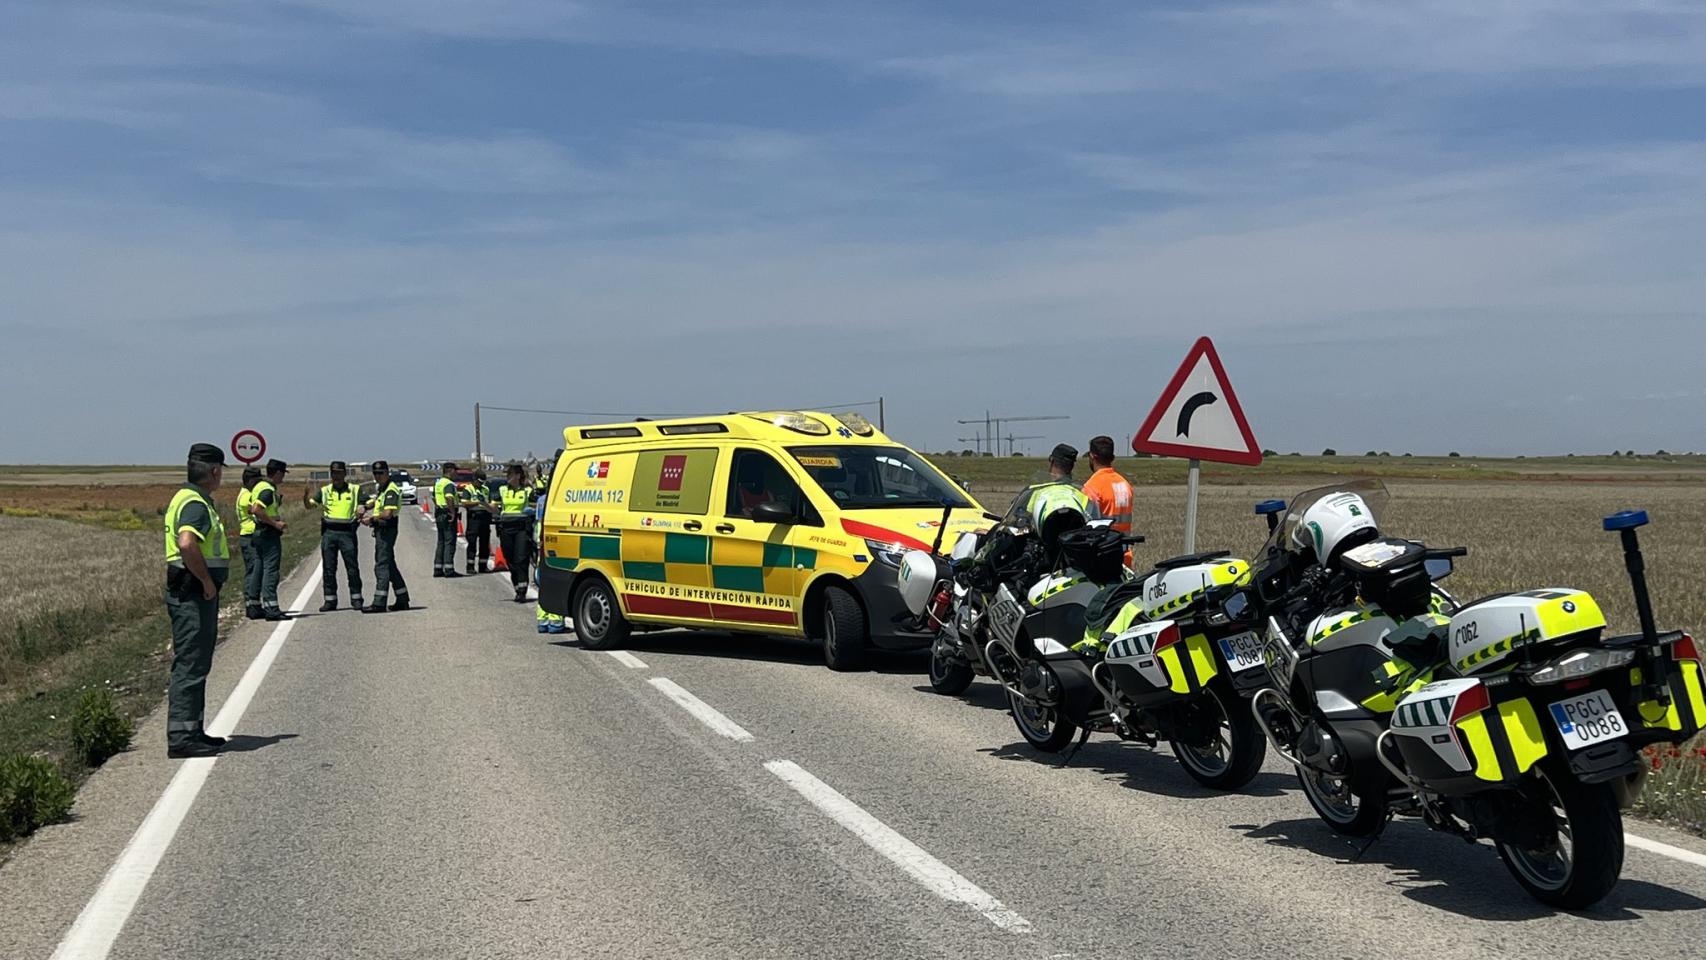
[1312, 608, 1382, 644]
[1456, 628, 1540, 673]
[549, 529, 818, 594]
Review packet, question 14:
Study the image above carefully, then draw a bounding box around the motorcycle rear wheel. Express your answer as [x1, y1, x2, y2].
[1008, 689, 1078, 753]
[1298, 764, 1388, 836]
[1494, 763, 1623, 909]
[927, 636, 975, 696]
[1169, 682, 1266, 791]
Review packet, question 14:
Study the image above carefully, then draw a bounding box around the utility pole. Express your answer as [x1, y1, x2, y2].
[474, 402, 483, 465]
[878, 396, 885, 432]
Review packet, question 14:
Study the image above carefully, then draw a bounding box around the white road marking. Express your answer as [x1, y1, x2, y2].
[607, 650, 648, 670]
[49, 563, 323, 960]
[648, 678, 753, 741]
[764, 760, 1033, 934]
[1628, 832, 1706, 869]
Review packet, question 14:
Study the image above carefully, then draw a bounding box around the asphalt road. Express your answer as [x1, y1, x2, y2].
[6, 507, 1706, 959]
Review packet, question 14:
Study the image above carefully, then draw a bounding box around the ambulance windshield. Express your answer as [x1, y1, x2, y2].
[789, 446, 973, 510]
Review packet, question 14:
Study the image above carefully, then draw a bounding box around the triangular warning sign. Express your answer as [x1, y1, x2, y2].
[1132, 336, 1262, 466]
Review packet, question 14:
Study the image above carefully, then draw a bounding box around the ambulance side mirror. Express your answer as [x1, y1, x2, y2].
[750, 501, 798, 525]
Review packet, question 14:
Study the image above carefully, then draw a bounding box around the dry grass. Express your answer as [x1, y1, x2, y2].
[0, 517, 159, 685]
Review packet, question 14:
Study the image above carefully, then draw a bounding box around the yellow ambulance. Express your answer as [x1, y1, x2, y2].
[536, 411, 988, 669]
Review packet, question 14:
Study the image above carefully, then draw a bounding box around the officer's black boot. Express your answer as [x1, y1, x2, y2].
[245, 604, 263, 620]
[319, 600, 337, 612]
[362, 601, 389, 614]
[465, 562, 475, 575]
[390, 597, 411, 612]
[514, 586, 528, 604]
[263, 608, 290, 622]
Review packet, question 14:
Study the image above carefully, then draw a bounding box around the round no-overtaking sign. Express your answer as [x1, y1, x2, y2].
[231, 429, 267, 465]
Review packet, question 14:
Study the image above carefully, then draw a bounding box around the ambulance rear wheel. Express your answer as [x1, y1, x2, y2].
[574, 578, 629, 650]
[821, 585, 868, 671]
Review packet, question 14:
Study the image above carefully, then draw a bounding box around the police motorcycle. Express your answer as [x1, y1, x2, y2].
[1251, 488, 1706, 907]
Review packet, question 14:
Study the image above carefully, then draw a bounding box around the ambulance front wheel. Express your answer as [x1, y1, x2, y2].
[574, 578, 630, 651]
[820, 585, 868, 672]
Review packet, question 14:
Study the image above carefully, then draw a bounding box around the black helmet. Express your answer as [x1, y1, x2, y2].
[1037, 504, 1087, 559]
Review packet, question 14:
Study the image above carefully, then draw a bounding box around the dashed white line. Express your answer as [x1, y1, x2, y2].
[764, 760, 1033, 934]
[1628, 832, 1706, 869]
[50, 563, 323, 960]
[648, 677, 754, 741]
[606, 650, 648, 670]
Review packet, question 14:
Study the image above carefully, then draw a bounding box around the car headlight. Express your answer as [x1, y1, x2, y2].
[865, 539, 909, 568]
[1526, 647, 1636, 685]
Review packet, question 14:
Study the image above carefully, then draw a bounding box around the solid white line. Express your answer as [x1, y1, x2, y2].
[1628, 832, 1706, 869]
[647, 678, 753, 742]
[49, 563, 323, 960]
[607, 650, 648, 670]
[764, 760, 1033, 934]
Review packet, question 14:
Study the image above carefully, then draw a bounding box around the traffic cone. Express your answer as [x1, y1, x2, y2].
[492, 543, 509, 571]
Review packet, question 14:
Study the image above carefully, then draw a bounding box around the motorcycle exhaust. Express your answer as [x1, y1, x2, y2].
[1374, 729, 1427, 794]
[982, 637, 1032, 700]
[1250, 688, 1302, 766]
[1612, 765, 1649, 810]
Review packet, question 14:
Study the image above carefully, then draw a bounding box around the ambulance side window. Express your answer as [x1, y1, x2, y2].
[726, 449, 810, 521]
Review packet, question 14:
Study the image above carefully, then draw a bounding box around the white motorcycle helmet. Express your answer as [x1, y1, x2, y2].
[1293, 491, 1378, 567]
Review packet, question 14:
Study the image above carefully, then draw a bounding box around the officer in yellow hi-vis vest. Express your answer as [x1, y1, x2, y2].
[304, 460, 364, 611]
[359, 460, 411, 613]
[164, 443, 232, 759]
[246, 458, 291, 621]
[495, 462, 535, 603]
[235, 466, 262, 619]
[431, 461, 463, 578]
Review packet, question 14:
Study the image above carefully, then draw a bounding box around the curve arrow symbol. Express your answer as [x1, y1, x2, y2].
[1176, 391, 1218, 437]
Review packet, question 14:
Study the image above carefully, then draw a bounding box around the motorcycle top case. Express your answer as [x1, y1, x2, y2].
[1136, 559, 1250, 619]
[1388, 677, 1551, 795]
[1448, 589, 1604, 675]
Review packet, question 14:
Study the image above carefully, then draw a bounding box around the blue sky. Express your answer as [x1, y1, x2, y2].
[2, 1, 1703, 463]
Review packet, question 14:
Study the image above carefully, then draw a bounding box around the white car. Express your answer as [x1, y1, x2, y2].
[392, 470, 419, 504]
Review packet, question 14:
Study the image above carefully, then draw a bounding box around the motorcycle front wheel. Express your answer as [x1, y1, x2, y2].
[1298, 764, 1388, 836]
[1169, 682, 1267, 791]
[1008, 689, 1078, 753]
[1494, 763, 1624, 909]
[927, 634, 975, 696]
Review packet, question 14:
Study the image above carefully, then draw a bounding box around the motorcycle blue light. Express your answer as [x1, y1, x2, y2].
[1602, 510, 1649, 531]
[1255, 499, 1286, 516]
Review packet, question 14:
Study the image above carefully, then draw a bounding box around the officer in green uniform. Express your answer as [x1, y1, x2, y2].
[235, 466, 263, 619]
[1005, 443, 1097, 528]
[304, 460, 364, 611]
[495, 462, 535, 603]
[164, 443, 232, 758]
[360, 460, 411, 613]
[463, 469, 494, 574]
[246, 458, 291, 621]
[431, 461, 463, 578]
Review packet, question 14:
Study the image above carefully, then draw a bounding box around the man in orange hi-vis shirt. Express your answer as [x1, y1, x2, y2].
[1082, 435, 1134, 535]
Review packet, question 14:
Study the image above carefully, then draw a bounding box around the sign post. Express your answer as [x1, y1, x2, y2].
[1132, 337, 1261, 553]
[230, 429, 267, 466]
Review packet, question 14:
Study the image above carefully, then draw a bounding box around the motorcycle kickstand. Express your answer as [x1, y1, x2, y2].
[1349, 810, 1394, 863]
[1056, 725, 1093, 769]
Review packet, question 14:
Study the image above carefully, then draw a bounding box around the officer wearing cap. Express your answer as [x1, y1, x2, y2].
[246, 458, 291, 621]
[304, 460, 364, 611]
[163, 443, 232, 758]
[431, 461, 463, 578]
[462, 468, 495, 574]
[235, 466, 263, 619]
[1006, 443, 1099, 530]
[359, 460, 411, 613]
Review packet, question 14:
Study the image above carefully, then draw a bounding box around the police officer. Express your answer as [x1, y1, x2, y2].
[235, 466, 263, 620]
[495, 462, 535, 603]
[463, 469, 494, 574]
[1006, 444, 1099, 569]
[246, 458, 290, 621]
[304, 460, 364, 611]
[164, 444, 232, 758]
[431, 461, 463, 578]
[360, 460, 411, 613]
